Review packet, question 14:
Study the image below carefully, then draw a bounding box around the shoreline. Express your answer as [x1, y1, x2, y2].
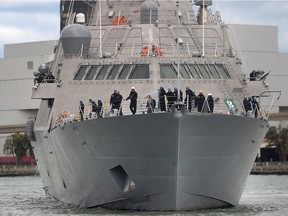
[1, 163, 288, 177]
[251, 162, 288, 175]
[0, 165, 38, 177]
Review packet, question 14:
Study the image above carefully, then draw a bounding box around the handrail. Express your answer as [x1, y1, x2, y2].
[259, 90, 281, 120]
[86, 41, 223, 58]
[94, 9, 196, 26]
[51, 94, 268, 131]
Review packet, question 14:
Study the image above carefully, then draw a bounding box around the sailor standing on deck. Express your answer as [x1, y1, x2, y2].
[79, 100, 85, 120]
[185, 86, 195, 112]
[159, 87, 167, 112]
[110, 90, 118, 109]
[166, 88, 174, 111]
[243, 97, 252, 114]
[173, 87, 183, 102]
[195, 90, 205, 112]
[207, 93, 214, 113]
[115, 91, 123, 115]
[126, 87, 138, 115]
[251, 96, 259, 118]
[96, 99, 103, 118]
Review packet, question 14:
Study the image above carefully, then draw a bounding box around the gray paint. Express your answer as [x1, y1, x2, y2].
[32, 113, 268, 210]
[29, 0, 271, 210]
[0, 0, 279, 210]
[60, 24, 91, 55]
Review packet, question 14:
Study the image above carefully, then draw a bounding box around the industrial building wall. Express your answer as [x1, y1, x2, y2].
[228, 24, 288, 107]
[0, 40, 56, 156]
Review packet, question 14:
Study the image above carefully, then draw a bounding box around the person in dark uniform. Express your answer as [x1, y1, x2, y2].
[79, 100, 85, 120]
[92, 100, 98, 113]
[166, 88, 174, 111]
[173, 87, 183, 103]
[207, 93, 214, 113]
[185, 86, 195, 112]
[110, 90, 118, 109]
[243, 97, 252, 114]
[126, 87, 138, 114]
[251, 96, 259, 118]
[195, 90, 205, 112]
[96, 99, 103, 118]
[115, 91, 123, 115]
[159, 87, 167, 112]
[46, 72, 55, 83]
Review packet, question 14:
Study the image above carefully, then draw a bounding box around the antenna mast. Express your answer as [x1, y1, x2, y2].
[99, 0, 103, 57]
[176, 1, 180, 101]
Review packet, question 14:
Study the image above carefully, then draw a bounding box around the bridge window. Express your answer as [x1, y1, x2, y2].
[198, 64, 211, 79]
[208, 65, 221, 79]
[84, 65, 100, 80]
[74, 66, 88, 80]
[179, 65, 191, 79]
[216, 64, 231, 79]
[118, 65, 132, 79]
[107, 65, 121, 80]
[188, 64, 201, 79]
[95, 65, 110, 80]
[160, 64, 177, 79]
[129, 64, 149, 79]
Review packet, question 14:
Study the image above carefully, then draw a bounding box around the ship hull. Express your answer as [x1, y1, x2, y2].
[32, 112, 268, 210]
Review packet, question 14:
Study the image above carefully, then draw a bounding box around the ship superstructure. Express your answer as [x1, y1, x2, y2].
[29, 0, 274, 210]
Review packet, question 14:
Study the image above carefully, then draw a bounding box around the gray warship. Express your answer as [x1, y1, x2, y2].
[29, 0, 275, 211]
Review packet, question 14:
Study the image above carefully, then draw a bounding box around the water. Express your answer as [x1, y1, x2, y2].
[0, 175, 288, 216]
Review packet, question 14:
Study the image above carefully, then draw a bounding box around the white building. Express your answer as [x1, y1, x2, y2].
[0, 40, 57, 156]
[228, 24, 288, 128]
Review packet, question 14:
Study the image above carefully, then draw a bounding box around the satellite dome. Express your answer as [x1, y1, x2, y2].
[76, 13, 85, 24]
[60, 24, 91, 55]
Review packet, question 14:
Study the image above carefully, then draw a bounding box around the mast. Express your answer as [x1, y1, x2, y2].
[176, 1, 180, 101]
[202, 0, 205, 57]
[99, 0, 103, 57]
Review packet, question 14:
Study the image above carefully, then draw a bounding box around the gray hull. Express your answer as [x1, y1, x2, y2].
[32, 112, 268, 210]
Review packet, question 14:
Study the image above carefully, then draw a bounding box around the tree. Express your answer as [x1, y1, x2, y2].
[277, 128, 288, 161]
[3, 133, 34, 165]
[265, 126, 279, 146]
[265, 127, 288, 161]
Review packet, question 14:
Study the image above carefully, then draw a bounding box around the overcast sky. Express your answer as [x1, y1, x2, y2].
[0, 0, 287, 58]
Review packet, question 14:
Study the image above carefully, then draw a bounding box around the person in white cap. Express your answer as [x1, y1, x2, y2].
[126, 87, 138, 114]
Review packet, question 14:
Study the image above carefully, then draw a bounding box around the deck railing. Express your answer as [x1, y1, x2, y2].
[50, 95, 264, 131]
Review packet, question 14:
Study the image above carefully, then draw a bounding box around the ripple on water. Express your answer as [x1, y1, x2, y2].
[0, 175, 288, 216]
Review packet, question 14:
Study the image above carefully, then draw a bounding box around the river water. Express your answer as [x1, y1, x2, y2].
[0, 175, 288, 216]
